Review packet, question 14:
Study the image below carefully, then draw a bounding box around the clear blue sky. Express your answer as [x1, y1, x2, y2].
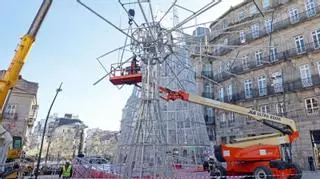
[0, 0, 241, 131]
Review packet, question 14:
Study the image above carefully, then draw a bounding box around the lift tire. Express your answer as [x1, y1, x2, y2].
[288, 163, 302, 179]
[253, 166, 274, 179]
[210, 165, 227, 179]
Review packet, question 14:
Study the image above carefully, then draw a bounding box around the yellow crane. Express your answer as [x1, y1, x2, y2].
[0, 0, 52, 176]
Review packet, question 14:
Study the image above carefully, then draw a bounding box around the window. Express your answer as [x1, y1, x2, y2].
[262, 0, 270, 8]
[5, 104, 16, 114]
[220, 113, 227, 127]
[295, 35, 306, 54]
[255, 50, 263, 65]
[260, 104, 270, 113]
[299, 64, 313, 87]
[305, 98, 319, 113]
[242, 55, 249, 68]
[305, 0, 316, 17]
[239, 10, 246, 20]
[206, 108, 213, 117]
[258, 75, 267, 96]
[289, 8, 300, 23]
[227, 84, 233, 101]
[317, 62, 320, 76]
[219, 87, 224, 101]
[221, 136, 227, 144]
[204, 63, 212, 72]
[228, 112, 235, 125]
[271, 72, 283, 92]
[312, 29, 320, 48]
[250, 5, 257, 14]
[244, 80, 253, 98]
[265, 19, 272, 33]
[251, 24, 260, 39]
[276, 103, 285, 115]
[225, 62, 231, 71]
[240, 31, 246, 43]
[224, 38, 228, 45]
[270, 47, 277, 62]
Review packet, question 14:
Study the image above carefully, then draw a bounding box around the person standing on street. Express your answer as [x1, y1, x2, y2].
[59, 161, 72, 179]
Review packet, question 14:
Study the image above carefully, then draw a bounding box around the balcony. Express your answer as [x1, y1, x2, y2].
[209, 4, 320, 57]
[211, 41, 320, 83]
[216, 75, 320, 103]
[3, 112, 18, 120]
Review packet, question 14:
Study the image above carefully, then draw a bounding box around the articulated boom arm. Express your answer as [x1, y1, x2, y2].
[160, 87, 299, 142]
[0, 0, 52, 114]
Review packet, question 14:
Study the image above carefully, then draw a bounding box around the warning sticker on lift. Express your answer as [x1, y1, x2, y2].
[259, 149, 267, 156]
[223, 150, 230, 157]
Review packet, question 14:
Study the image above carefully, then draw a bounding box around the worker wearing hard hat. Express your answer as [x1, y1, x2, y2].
[59, 161, 72, 179]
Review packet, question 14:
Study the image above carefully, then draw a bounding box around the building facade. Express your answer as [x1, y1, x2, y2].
[0, 70, 38, 148]
[192, 0, 320, 169]
[84, 128, 118, 159]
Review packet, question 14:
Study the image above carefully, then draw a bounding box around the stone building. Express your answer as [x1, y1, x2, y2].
[0, 70, 38, 149]
[84, 128, 118, 159]
[191, 0, 320, 169]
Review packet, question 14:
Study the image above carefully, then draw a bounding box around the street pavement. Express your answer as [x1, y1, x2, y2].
[24, 171, 320, 178]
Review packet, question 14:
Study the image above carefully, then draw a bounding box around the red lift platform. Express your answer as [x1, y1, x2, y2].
[109, 60, 142, 85]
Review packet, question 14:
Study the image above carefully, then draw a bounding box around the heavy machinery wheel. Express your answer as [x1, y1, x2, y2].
[253, 166, 274, 179]
[210, 165, 227, 179]
[288, 163, 302, 179]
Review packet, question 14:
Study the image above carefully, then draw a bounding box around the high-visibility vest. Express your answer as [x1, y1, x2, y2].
[62, 165, 72, 177]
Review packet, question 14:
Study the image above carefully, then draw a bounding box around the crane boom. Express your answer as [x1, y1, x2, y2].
[0, 0, 52, 115]
[159, 87, 299, 142]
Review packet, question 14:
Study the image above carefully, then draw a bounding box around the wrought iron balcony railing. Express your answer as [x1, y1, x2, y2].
[209, 4, 320, 57]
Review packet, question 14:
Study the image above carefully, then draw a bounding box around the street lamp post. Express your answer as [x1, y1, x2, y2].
[34, 82, 63, 179]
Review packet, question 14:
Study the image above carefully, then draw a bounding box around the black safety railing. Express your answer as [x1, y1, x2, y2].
[213, 75, 320, 103]
[208, 41, 320, 83]
[209, 4, 320, 56]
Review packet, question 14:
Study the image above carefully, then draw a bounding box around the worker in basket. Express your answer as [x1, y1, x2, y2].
[59, 161, 72, 179]
[126, 56, 140, 75]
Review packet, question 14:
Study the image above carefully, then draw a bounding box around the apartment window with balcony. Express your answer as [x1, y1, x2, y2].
[305, 0, 316, 17]
[244, 80, 253, 98]
[242, 55, 249, 68]
[312, 29, 320, 48]
[240, 31, 246, 43]
[295, 35, 306, 54]
[276, 102, 285, 115]
[255, 50, 263, 65]
[239, 10, 246, 20]
[228, 112, 235, 125]
[258, 75, 267, 96]
[317, 62, 320, 76]
[5, 104, 17, 119]
[305, 98, 319, 113]
[250, 5, 258, 14]
[289, 8, 300, 23]
[299, 64, 313, 87]
[262, 0, 270, 9]
[219, 87, 224, 101]
[265, 19, 272, 33]
[227, 84, 233, 101]
[271, 72, 283, 92]
[220, 113, 227, 127]
[269, 47, 277, 62]
[251, 24, 260, 39]
[260, 104, 270, 113]
[225, 62, 231, 71]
